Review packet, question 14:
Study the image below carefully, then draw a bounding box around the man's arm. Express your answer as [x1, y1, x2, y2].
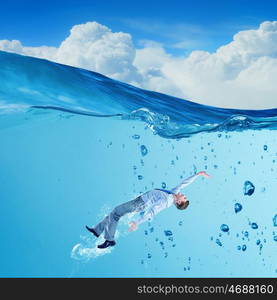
[129, 209, 153, 232]
[129, 204, 164, 231]
[136, 207, 156, 225]
[171, 171, 211, 194]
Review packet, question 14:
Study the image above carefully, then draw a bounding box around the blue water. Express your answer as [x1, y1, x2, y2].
[0, 50, 277, 277]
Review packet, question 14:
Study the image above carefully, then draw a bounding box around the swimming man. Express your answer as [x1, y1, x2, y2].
[86, 171, 211, 249]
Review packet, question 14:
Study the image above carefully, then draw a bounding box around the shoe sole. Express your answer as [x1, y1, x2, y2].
[97, 242, 116, 249]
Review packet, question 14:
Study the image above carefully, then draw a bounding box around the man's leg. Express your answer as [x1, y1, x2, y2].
[86, 214, 110, 237]
[103, 196, 144, 242]
[93, 215, 110, 236]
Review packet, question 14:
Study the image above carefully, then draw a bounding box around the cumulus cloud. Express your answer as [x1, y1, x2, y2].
[158, 21, 277, 109]
[1, 21, 277, 109]
[0, 39, 57, 60]
[55, 22, 141, 84]
[0, 22, 141, 85]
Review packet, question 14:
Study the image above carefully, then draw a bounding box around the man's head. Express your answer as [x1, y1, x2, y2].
[174, 193, 189, 210]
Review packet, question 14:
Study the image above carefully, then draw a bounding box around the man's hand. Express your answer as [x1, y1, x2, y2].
[128, 221, 138, 232]
[197, 171, 211, 178]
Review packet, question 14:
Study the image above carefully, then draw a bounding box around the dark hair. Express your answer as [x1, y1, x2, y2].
[176, 200, 190, 210]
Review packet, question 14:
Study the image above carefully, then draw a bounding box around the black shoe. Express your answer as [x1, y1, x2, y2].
[85, 226, 99, 238]
[97, 240, 116, 249]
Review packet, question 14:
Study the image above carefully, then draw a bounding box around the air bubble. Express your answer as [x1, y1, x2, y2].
[220, 224, 229, 232]
[251, 223, 258, 229]
[243, 181, 255, 196]
[164, 230, 173, 237]
[235, 203, 242, 213]
[216, 239, 222, 247]
[140, 145, 148, 156]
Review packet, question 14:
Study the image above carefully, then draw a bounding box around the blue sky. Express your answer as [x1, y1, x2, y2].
[1, 0, 277, 55]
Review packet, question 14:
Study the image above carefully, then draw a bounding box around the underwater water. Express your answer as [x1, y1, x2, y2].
[0, 50, 277, 277]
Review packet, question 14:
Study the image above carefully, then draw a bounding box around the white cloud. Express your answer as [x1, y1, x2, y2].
[55, 22, 141, 84]
[1, 21, 277, 109]
[133, 43, 183, 96]
[158, 21, 277, 109]
[0, 39, 57, 60]
[0, 22, 141, 85]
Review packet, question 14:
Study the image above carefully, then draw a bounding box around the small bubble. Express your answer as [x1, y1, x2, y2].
[273, 236, 277, 242]
[235, 203, 243, 213]
[263, 145, 268, 151]
[256, 239, 261, 245]
[164, 230, 173, 236]
[237, 245, 241, 250]
[140, 145, 148, 156]
[216, 239, 222, 247]
[242, 244, 247, 251]
[251, 223, 258, 229]
[220, 224, 229, 232]
[243, 181, 255, 196]
[273, 214, 277, 226]
[147, 253, 152, 259]
[138, 175, 143, 180]
[162, 182, 167, 188]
